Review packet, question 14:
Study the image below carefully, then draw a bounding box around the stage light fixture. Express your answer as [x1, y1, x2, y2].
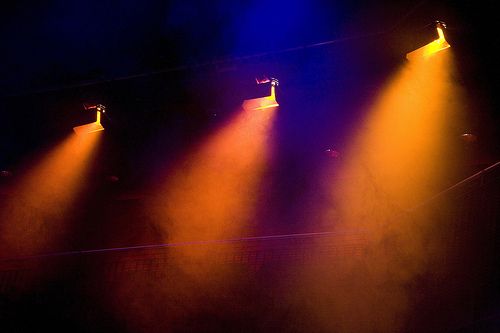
[73, 104, 105, 135]
[406, 21, 450, 61]
[242, 77, 279, 110]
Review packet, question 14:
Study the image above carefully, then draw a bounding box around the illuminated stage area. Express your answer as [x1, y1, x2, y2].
[1, 1, 499, 332]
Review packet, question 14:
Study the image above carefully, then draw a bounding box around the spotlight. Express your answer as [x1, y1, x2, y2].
[242, 77, 279, 110]
[73, 104, 105, 135]
[406, 21, 450, 61]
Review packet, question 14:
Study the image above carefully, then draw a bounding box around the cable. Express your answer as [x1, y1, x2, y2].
[0, 229, 367, 262]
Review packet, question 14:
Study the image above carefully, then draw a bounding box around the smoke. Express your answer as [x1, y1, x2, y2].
[103, 107, 277, 331]
[152, 107, 276, 244]
[286, 51, 467, 332]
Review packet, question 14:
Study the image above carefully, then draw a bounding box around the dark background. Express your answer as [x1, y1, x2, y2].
[1, 1, 500, 332]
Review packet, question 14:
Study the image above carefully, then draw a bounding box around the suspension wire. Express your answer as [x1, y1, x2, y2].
[3, 2, 430, 99]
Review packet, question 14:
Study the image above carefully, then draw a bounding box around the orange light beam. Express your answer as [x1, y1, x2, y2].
[154, 106, 278, 245]
[0, 132, 102, 258]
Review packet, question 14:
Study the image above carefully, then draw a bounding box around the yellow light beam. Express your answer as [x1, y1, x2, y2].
[338, 51, 457, 212]
[293, 49, 465, 333]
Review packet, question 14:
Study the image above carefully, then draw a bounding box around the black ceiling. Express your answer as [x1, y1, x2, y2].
[1, 1, 496, 94]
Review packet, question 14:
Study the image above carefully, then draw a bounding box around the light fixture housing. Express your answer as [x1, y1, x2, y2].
[73, 104, 105, 135]
[406, 21, 450, 61]
[242, 77, 279, 110]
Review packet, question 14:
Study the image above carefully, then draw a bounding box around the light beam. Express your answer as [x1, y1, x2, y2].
[0, 132, 101, 258]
